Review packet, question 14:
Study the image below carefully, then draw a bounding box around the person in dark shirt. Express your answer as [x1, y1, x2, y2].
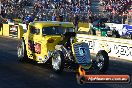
[59, 15, 63, 22]
[73, 14, 79, 31]
[52, 13, 56, 21]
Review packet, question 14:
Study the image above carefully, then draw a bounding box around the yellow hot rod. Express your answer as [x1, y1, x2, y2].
[17, 21, 109, 74]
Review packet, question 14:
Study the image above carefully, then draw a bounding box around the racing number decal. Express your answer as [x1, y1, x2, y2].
[79, 47, 86, 56]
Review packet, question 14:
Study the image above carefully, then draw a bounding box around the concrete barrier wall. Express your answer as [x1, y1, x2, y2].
[78, 23, 92, 33]
[77, 34, 132, 61]
[3, 24, 10, 36]
[78, 22, 89, 28]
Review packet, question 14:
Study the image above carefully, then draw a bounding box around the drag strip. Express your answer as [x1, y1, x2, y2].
[0, 36, 131, 88]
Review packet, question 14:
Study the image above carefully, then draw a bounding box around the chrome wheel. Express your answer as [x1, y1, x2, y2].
[52, 50, 64, 73]
[52, 54, 61, 70]
[17, 40, 28, 62]
[96, 54, 104, 70]
[17, 46, 23, 58]
[17, 42, 24, 58]
[95, 50, 109, 73]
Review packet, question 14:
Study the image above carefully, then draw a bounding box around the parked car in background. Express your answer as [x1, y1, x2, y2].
[91, 18, 112, 37]
[106, 23, 132, 39]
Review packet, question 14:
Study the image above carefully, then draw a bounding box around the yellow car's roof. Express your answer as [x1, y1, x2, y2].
[29, 21, 74, 29]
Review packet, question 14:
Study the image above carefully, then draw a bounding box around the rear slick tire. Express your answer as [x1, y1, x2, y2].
[17, 39, 28, 62]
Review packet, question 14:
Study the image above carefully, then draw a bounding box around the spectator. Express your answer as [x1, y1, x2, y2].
[52, 13, 56, 21]
[1, 0, 92, 22]
[73, 14, 79, 31]
[100, 0, 132, 22]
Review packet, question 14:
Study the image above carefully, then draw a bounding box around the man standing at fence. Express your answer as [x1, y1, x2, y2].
[52, 13, 56, 21]
[73, 14, 79, 32]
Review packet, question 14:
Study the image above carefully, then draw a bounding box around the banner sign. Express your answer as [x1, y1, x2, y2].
[77, 34, 132, 61]
[77, 74, 130, 84]
[123, 25, 132, 32]
[105, 23, 132, 36]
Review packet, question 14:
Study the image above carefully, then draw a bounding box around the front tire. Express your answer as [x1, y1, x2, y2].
[17, 39, 28, 62]
[52, 50, 64, 73]
[95, 50, 109, 73]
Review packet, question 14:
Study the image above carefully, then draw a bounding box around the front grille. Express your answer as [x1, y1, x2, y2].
[73, 43, 91, 64]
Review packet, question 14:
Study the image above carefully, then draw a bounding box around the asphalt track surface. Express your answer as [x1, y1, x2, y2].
[0, 36, 132, 88]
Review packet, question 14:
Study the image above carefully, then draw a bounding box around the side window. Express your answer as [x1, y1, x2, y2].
[35, 29, 40, 35]
[30, 26, 40, 35]
[30, 26, 35, 34]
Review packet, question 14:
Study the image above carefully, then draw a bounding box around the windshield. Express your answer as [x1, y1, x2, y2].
[42, 26, 74, 35]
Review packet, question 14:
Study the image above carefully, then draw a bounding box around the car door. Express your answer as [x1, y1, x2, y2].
[28, 26, 42, 60]
[27, 26, 35, 59]
[32, 27, 42, 55]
